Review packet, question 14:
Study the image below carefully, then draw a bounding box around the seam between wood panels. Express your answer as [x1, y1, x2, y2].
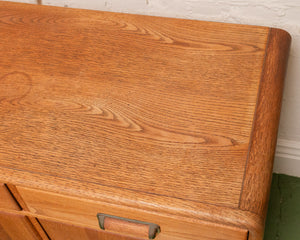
[4, 184, 23, 210]
[238, 28, 272, 209]
[6, 184, 51, 240]
[35, 218, 52, 240]
[24, 215, 46, 240]
[6, 184, 30, 211]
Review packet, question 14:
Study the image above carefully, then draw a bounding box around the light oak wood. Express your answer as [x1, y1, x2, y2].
[5, 184, 28, 211]
[0, 183, 48, 239]
[101, 215, 152, 239]
[16, 186, 249, 240]
[1, 207, 192, 240]
[1, 170, 262, 238]
[0, 183, 20, 210]
[0, 2, 291, 239]
[0, 211, 41, 240]
[39, 218, 138, 240]
[239, 28, 291, 240]
[5, 184, 49, 240]
[239, 29, 291, 212]
[0, 1, 269, 207]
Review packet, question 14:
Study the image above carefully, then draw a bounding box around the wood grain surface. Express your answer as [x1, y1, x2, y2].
[38, 219, 138, 240]
[5, 184, 50, 240]
[102, 216, 151, 239]
[0, 211, 41, 240]
[0, 183, 20, 210]
[15, 185, 249, 240]
[0, 1, 268, 207]
[239, 28, 291, 240]
[0, 2, 291, 240]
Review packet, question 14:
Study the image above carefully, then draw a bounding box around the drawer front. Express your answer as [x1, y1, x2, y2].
[38, 218, 138, 240]
[16, 186, 248, 240]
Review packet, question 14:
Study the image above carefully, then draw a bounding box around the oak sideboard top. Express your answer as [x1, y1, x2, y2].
[0, 2, 291, 239]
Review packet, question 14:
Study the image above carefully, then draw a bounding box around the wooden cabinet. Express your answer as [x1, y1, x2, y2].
[0, 1, 291, 240]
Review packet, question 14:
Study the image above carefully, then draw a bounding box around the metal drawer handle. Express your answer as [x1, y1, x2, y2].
[97, 213, 160, 239]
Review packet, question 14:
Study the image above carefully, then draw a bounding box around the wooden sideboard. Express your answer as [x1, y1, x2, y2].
[0, 2, 291, 240]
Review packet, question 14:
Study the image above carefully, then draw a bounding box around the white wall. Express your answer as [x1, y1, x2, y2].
[3, 0, 300, 177]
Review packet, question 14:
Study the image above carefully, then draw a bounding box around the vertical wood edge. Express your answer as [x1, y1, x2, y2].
[239, 27, 291, 240]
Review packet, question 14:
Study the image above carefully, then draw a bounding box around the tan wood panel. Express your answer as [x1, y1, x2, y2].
[5, 184, 50, 240]
[39, 218, 139, 240]
[101, 215, 152, 239]
[0, 183, 20, 210]
[16, 186, 249, 240]
[239, 27, 291, 240]
[0, 168, 263, 239]
[0, 1, 269, 207]
[0, 211, 41, 240]
[239, 29, 291, 215]
[0, 183, 48, 239]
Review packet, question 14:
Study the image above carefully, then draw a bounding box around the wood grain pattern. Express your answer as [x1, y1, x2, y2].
[0, 1, 269, 208]
[239, 28, 291, 240]
[102, 216, 151, 239]
[39, 219, 138, 240]
[6, 184, 49, 240]
[0, 183, 20, 210]
[0, 167, 263, 239]
[0, 166, 263, 229]
[15, 186, 249, 240]
[0, 211, 41, 240]
[5, 184, 28, 211]
[0, 183, 48, 239]
[0, 2, 291, 240]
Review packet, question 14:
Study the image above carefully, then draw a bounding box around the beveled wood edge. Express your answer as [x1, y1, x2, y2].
[0, 167, 261, 237]
[0, 207, 249, 240]
[239, 27, 291, 240]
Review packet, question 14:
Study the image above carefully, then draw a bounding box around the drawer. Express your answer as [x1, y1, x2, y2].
[16, 186, 248, 240]
[38, 218, 138, 240]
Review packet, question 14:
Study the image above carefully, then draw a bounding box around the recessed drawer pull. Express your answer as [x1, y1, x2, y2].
[97, 213, 160, 239]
